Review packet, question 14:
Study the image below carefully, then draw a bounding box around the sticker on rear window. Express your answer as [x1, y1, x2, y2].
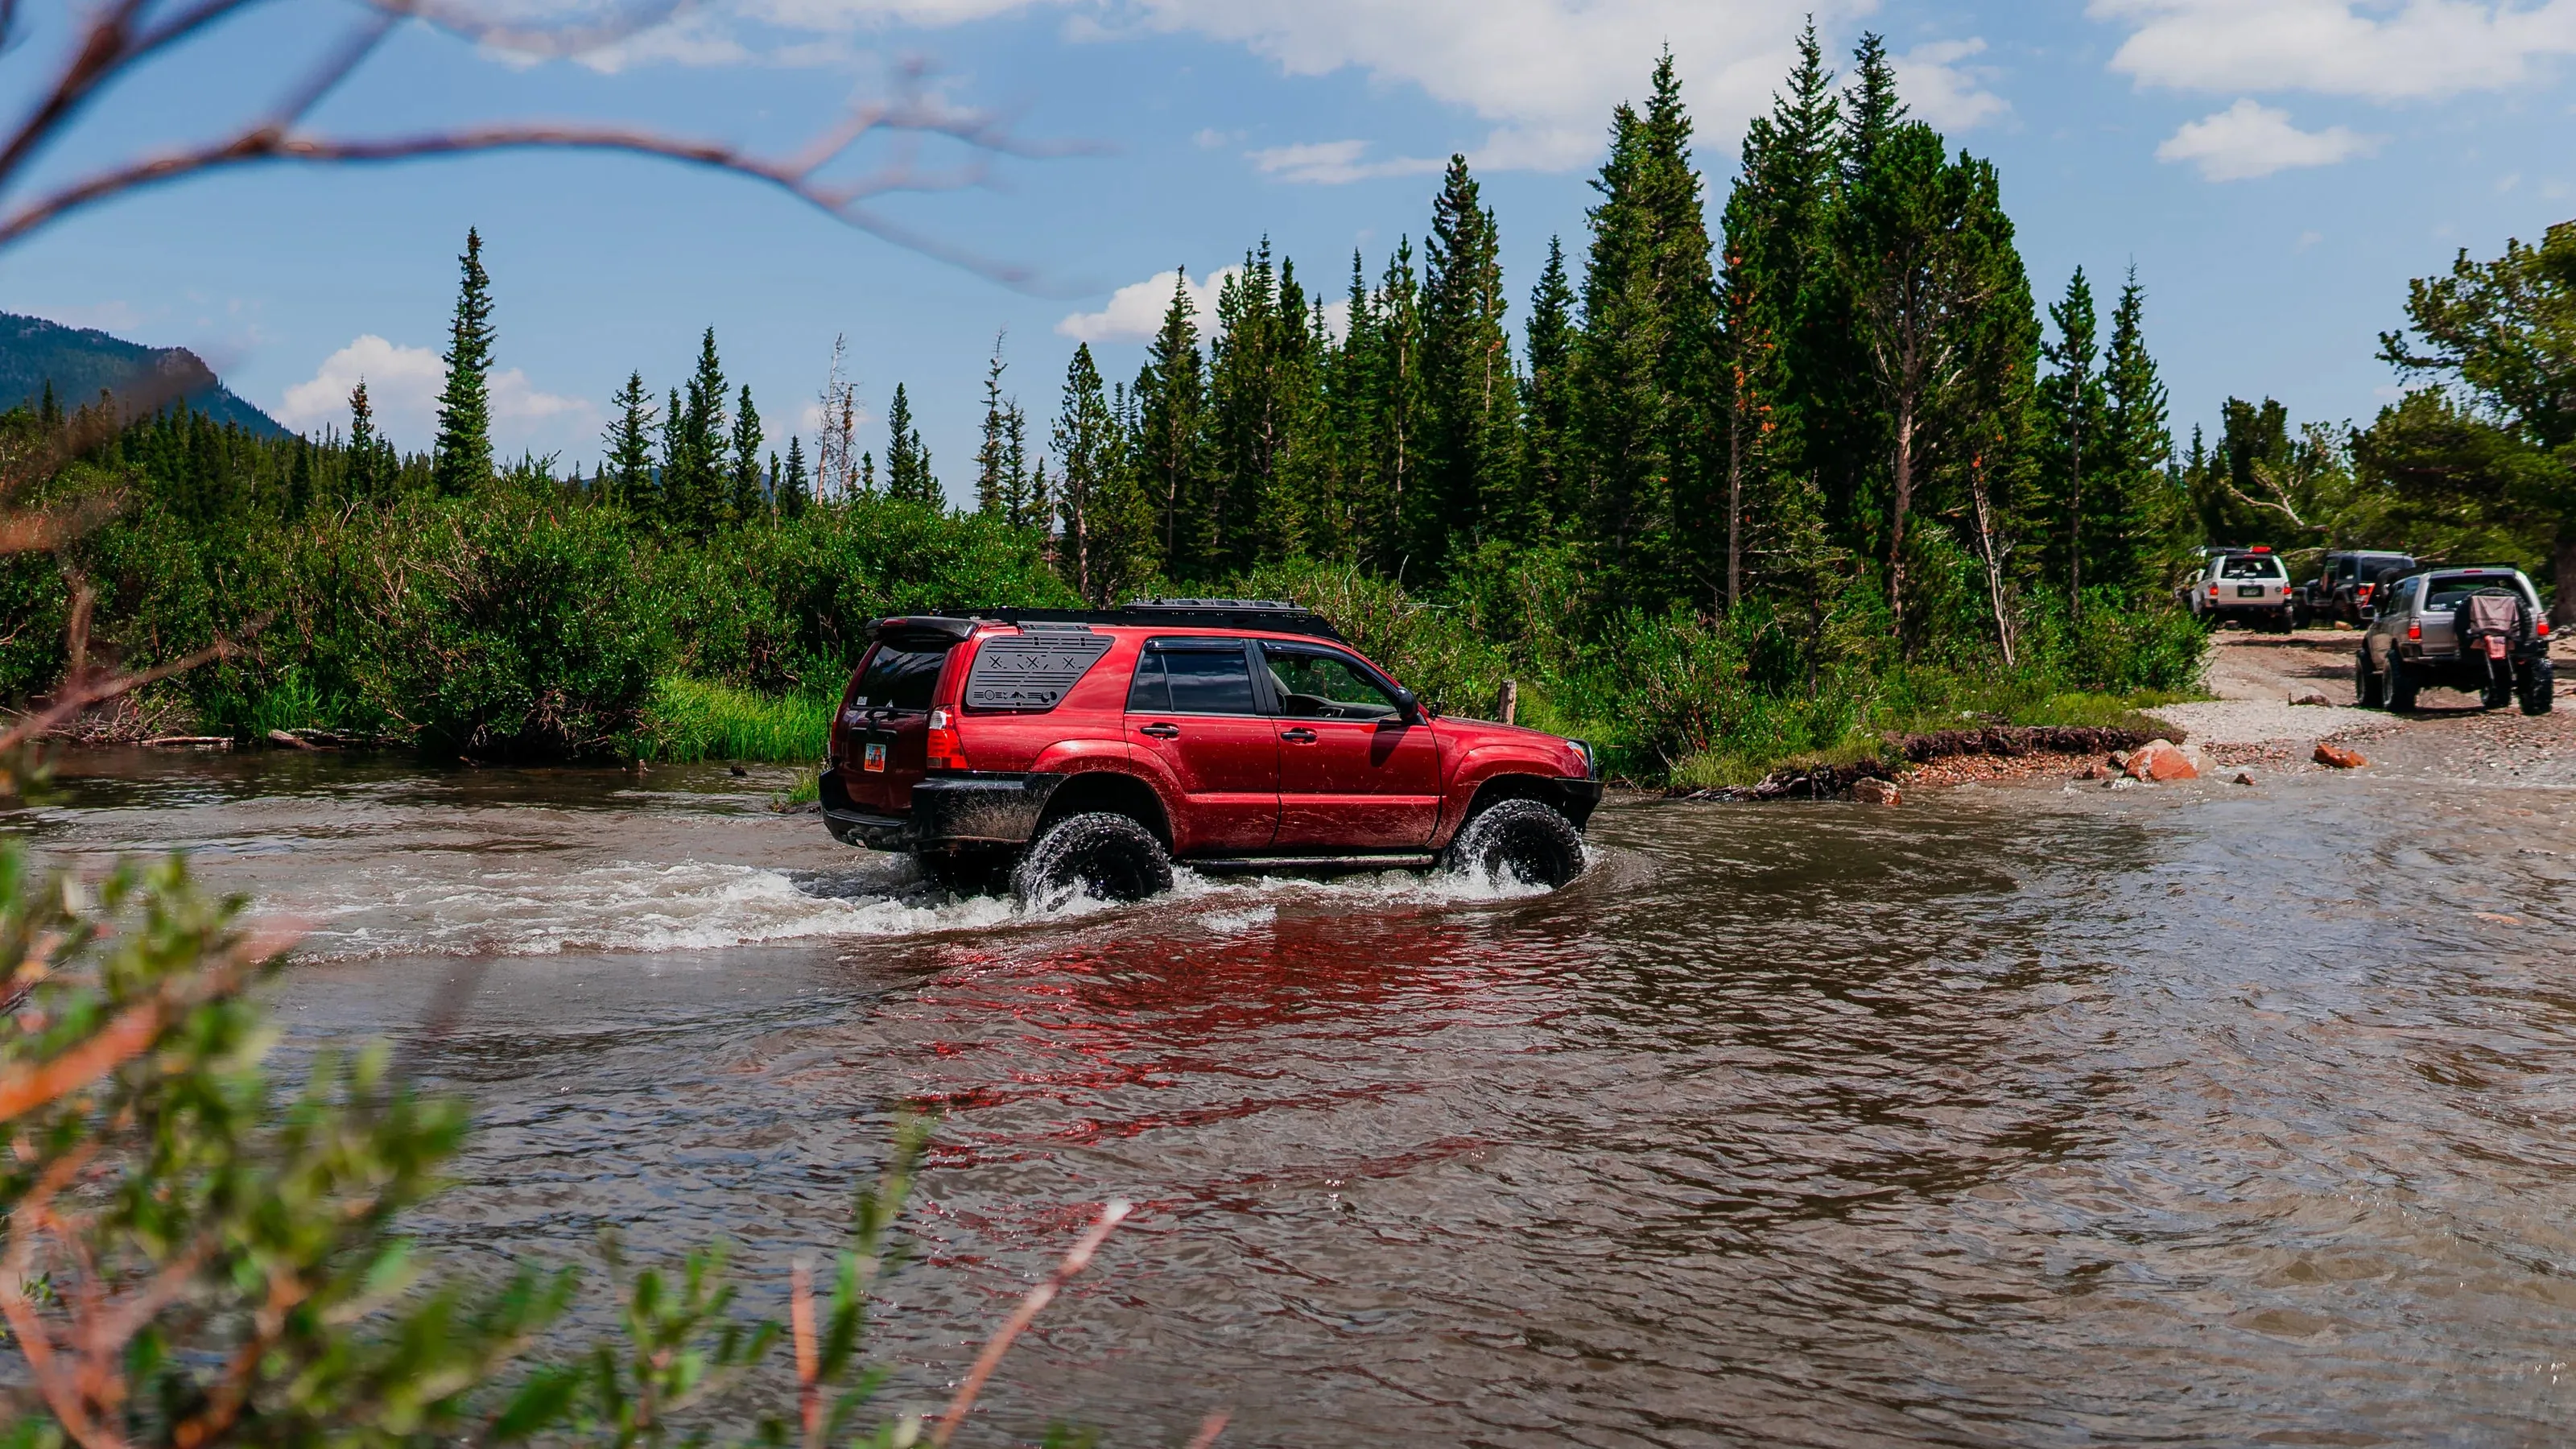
[964, 633, 1114, 710]
[863, 741, 887, 773]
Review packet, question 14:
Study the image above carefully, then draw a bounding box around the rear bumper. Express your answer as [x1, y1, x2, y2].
[820, 769, 1065, 852]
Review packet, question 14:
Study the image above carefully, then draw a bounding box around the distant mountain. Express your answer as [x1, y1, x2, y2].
[0, 312, 286, 437]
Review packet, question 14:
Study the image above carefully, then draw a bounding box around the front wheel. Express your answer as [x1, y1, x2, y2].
[1439, 798, 1586, 890]
[1011, 811, 1174, 910]
[2354, 651, 2379, 708]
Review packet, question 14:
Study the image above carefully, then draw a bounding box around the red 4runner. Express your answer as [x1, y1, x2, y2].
[819, 600, 1604, 906]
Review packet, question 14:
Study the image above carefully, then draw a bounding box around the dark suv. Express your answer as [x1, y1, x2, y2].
[818, 601, 1604, 906]
[2300, 550, 2418, 626]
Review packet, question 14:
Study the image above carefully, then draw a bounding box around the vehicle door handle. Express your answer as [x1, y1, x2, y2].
[1279, 728, 1318, 743]
[1138, 722, 1180, 739]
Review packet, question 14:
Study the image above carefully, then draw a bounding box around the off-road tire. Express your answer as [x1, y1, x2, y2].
[2522, 663, 2556, 716]
[2481, 669, 2516, 712]
[1439, 798, 1586, 890]
[2386, 656, 2420, 713]
[1010, 811, 1174, 910]
[2354, 653, 2378, 708]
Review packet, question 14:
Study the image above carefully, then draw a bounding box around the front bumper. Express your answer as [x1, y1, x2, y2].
[1550, 778, 1607, 828]
[820, 769, 1065, 852]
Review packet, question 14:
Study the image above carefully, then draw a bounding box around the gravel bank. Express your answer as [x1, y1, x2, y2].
[2142, 698, 2383, 746]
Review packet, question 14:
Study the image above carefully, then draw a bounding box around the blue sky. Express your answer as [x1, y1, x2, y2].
[4, 0, 2572, 502]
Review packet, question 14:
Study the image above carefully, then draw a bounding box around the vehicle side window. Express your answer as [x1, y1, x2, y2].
[1264, 646, 1402, 720]
[1128, 641, 1257, 716]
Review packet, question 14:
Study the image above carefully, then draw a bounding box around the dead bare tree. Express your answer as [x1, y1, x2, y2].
[0, 0, 1090, 283]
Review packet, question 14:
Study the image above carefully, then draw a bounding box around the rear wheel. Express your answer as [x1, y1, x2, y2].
[2522, 662, 2556, 716]
[1010, 811, 1174, 910]
[2354, 652, 2378, 708]
[2386, 657, 2420, 712]
[1439, 798, 1586, 890]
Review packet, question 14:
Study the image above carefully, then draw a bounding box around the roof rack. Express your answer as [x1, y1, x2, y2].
[923, 601, 1348, 642]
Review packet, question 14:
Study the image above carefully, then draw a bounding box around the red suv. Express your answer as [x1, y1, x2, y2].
[819, 601, 1604, 906]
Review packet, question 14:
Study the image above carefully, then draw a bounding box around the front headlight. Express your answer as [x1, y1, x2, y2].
[1570, 739, 1599, 779]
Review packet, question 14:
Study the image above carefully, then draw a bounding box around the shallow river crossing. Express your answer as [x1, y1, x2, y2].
[13, 744, 2576, 1446]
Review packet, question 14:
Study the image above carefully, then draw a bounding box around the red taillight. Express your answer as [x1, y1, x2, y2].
[2541, 619, 2553, 638]
[2207, 584, 2219, 597]
[925, 706, 967, 770]
[2406, 621, 2421, 641]
[2358, 584, 2373, 601]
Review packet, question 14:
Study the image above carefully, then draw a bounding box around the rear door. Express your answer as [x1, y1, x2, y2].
[1125, 639, 1278, 852]
[839, 637, 955, 814]
[1259, 642, 1443, 849]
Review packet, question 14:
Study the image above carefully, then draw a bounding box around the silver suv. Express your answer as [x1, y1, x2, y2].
[2356, 565, 2554, 714]
[2180, 549, 2294, 631]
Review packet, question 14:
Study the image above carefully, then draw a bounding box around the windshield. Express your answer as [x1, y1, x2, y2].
[2220, 555, 2284, 580]
[2425, 575, 2522, 609]
[852, 645, 948, 711]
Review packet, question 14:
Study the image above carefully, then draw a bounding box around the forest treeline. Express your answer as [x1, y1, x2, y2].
[6, 31, 2568, 777]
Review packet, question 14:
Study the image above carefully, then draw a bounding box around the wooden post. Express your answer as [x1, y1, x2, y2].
[1498, 679, 1519, 726]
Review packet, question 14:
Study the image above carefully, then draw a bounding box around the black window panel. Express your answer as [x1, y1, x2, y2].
[1133, 642, 1258, 715]
[964, 633, 1113, 710]
[1125, 651, 1170, 713]
[855, 646, 949, 711]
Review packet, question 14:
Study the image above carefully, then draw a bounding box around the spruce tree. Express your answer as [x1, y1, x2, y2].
[346, 379, 389, 500]
[1131, 270, 1206, 576]
[1841, 33, 1905, 182]
[1521, 237, 1578, 535]
[975, 335, 1011, 516]
[1420, 155, 1524, 567]
[666, 328, 729, 533]
[779, 436, 811, 519]
[2038, 267, 2105, 615]
[1053, 345, 1153, 603]
[38, 379, 59, 429]
[886, 384, 937, 505]
[430, 227, 496, 497]
[2099, 266, 2174, 599]
[729, 382, 763, 524]
[660, 386, 686, 525]
[602, 372, 657, 518]
[1203, 241, 1319, 572]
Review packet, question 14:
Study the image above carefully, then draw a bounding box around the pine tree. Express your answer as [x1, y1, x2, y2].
[1053, 345, 1153, 603]
[665, 328, 729, 533]
[1520, 237, 1578, 533]
[346, 379, 390, 500]
[1130, 271, 1206, 577]
[2038, 267, 2105, 615]
[975, 334, 1012, 517]
[1571, 52, 1719, 601]
[1355, 238, 1426, 576]
[2098, 266, 2174, 599]
[1202, 241, 1319, 572]
[729, 383, 763, 524]
[430, 227, 496, 496]
[37, 379, 60, 429]
[660, 386, 686, 524]
[602, 372, 657, 517]
[1841, 33, 1905, 181]
[779, 436, 811, 519]
[1420, 155, 1524, 567]
[885, 384, 937, 505]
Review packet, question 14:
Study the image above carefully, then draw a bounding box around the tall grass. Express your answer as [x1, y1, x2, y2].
[634, 677, 833, 764]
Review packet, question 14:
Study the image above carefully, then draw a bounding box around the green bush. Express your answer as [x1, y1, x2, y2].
[637, 675, 834, 764]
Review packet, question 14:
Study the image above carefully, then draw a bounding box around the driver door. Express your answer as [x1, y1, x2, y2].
[1259, 642, 1443, 849]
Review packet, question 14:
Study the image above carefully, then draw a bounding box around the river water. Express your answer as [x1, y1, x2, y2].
[11, 743, 2576, 1446]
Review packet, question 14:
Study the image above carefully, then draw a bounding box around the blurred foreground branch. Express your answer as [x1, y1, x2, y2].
[0, 0, 1089, 283]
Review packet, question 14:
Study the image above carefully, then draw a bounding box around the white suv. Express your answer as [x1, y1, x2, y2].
[2180, 549, 2295, 631]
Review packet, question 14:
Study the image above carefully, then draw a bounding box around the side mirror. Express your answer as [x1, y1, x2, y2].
[1393, 687, 1426, 723]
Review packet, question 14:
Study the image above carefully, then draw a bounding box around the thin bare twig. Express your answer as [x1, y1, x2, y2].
[0, 623, 261, 755]
[791, 1258, 820, 1448]
[1183, 1410, 1231, 1449]
[926, 1200, 1131, 1448]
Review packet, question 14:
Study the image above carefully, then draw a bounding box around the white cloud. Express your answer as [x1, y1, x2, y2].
[2093, 0, 2576, 101]
[2154, 98, 2380, 180]
[276, 335, 597, 452]
[1055, 266, 1240, 343]
[1247, 139, 1445, 184]
[562, 1, 2025, 171]
[1893, 39, 2010, 131]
